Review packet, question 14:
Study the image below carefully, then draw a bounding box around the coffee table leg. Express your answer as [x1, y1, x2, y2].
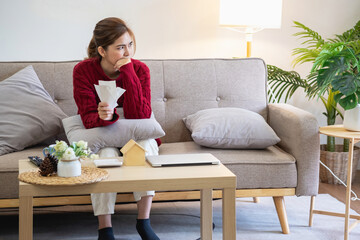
[19, 196, 33, 240]
[223, 188, 236, 240]
[201, 189, 213, 240]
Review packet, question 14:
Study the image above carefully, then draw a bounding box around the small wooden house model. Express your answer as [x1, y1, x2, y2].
[120, 139, 146, 166]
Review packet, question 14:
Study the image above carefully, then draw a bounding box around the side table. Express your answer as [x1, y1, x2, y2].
[310, 124, 360, 240]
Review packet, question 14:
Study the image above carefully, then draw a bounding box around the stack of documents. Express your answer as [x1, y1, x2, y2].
[94, 80, 126, 109]
[94, 158, 123, 168]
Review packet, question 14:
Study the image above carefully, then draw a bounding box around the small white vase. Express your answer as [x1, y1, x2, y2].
[57, 158, 81, 177]
[344, 104, 360, 131]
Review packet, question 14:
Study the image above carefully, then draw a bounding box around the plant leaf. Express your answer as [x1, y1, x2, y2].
[267, 64, 309, 103]
[338, 93, 357, 110]
[334, 92, 344, 103]
[332, 74, 357, 96]
[292, 21, 325, 67]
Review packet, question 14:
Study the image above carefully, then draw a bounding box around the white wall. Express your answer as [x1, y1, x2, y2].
[1, 0, 360, 164]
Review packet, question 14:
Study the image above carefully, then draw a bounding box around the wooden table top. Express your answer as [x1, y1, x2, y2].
[319, 124, 360, 139]
[18, 157, 236, 197]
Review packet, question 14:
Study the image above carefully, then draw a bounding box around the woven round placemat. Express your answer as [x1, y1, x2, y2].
[18, 167, 109, 186]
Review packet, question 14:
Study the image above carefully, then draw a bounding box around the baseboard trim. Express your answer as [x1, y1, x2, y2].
[0, 188, 295, 208]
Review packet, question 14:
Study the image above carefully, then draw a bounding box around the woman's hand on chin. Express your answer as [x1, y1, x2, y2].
[114, 58, 131, 70]
[98, 102, 114, 120]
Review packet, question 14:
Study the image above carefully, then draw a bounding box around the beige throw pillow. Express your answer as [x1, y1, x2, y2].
[183, 108, 280, 149]
[62, 109, 165, 153]
[0, 66, 68, 156]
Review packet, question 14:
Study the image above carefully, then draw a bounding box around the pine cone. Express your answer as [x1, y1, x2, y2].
[39, 154, 58, 176]
[47, 154, 58, 172]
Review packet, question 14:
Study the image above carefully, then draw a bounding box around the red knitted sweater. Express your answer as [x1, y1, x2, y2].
[73, 58, 161, 145]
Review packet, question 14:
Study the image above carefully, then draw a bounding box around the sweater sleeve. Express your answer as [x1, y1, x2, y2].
[73, 63, 119, 129]
[119, 61, 152, 119]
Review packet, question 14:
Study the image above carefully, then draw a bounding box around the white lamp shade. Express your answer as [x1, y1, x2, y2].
[219, 0, 282, 29]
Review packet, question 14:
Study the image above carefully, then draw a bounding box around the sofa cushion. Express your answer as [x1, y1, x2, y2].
[183, 108, 280, 149]
[0, 146, 45, 173]
[62, 109, 165, 153]
[0, 145, 45, 199]
[159, 141, 297, 189]
[0, 141, 297, 199]
[0, 66, 68, 156]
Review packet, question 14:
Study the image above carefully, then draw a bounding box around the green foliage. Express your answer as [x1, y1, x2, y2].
[310, 21, 360, 111]
[292, 21, 325, 67]
[332, 20, 360, 43]
[267, 64, 343, 121]
[267, 65, 322, 103]
[267, 65, 307, 103]
[268, 19, 360, 151]
[269, 20, 360, 109]
[312, 43, 360, 110]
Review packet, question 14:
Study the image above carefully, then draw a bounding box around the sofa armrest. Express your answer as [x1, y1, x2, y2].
[268, 103, 320, 197]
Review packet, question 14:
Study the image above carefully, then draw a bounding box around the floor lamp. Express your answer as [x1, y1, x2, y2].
[219, 0, 283, 58]
[219, 1, 283, 203]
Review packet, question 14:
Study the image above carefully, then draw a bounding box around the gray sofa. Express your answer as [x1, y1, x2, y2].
[0, 58, 320, 233]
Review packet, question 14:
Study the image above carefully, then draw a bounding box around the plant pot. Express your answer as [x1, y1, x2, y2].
[343, 104, 360, 131]
[57, 158, 81, 177]
[320, 144, 360, 184]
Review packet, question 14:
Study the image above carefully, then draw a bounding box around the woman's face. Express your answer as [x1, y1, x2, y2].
[100, 31, 134, 65]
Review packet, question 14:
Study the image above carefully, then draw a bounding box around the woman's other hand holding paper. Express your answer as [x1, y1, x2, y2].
[98, 102, 114, 121]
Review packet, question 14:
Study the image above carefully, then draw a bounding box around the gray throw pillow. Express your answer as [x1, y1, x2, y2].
[183, 108, 280, 149]
[0, 66, 68, 156]
[62, 109, 165, 153]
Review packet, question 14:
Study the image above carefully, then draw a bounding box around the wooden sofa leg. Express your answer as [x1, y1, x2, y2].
[253, 197, 259, 203]
[273, 196, 290, 234]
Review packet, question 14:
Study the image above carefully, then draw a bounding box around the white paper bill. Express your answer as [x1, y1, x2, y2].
[94, 80, 126, 109]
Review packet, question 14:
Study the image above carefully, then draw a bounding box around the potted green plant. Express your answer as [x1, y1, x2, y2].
[267, 20, 360, 183]
[313, 42, 360, 130]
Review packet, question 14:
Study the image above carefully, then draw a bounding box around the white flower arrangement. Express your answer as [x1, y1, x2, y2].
[53, 140, 99, 160]
[62, 147, 76, 160]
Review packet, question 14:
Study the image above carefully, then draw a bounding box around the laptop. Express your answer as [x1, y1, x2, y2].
[146, 153, 220, 167]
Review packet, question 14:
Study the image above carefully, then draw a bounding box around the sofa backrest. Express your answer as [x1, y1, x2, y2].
[0, 58, 268, 143]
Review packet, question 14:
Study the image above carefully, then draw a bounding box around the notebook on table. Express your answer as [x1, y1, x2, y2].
[94, 158, 123, 168]
[146, 153, 220, 167]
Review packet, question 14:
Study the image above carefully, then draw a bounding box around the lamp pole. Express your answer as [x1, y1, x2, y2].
[247, 41, 251, 57]
[246, 33, 252, 57]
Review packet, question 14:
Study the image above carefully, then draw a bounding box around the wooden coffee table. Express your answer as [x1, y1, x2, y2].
[19, 157, 237, 240]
